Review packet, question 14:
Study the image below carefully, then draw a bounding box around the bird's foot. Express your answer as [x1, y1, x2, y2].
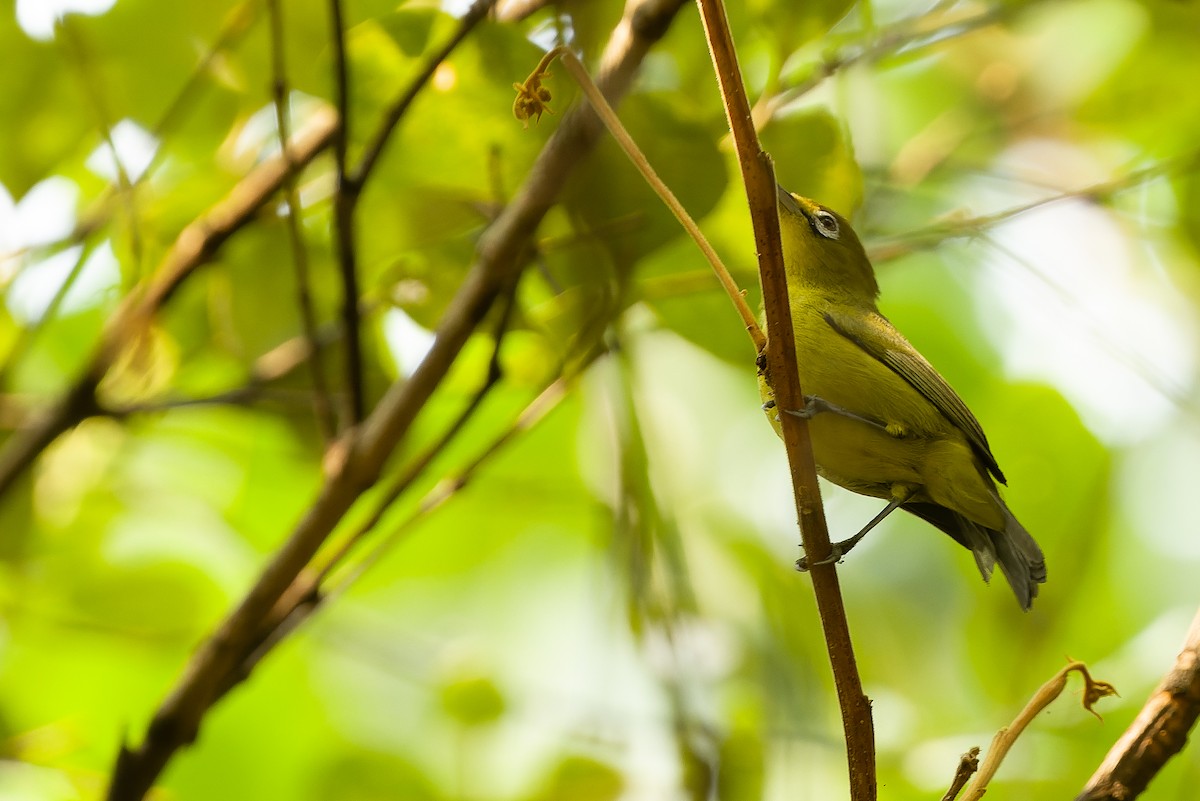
[782, 395, 891, 434]
[794, 491, 913, 571]
[795, 531, 869, 572]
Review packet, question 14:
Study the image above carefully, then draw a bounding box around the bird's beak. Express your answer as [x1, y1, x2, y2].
[776, 184, 805, 217]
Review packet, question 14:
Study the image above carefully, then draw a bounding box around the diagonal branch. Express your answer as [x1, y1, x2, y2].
[104, 2, 688, 799]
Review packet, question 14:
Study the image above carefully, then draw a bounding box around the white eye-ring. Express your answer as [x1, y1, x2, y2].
[812, 210, 840, 240]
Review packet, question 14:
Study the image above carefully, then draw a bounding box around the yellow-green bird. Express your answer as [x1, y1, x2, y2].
[761, 187, 1046, 610]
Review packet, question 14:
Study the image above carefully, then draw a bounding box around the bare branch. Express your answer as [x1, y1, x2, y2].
[868, 152, 1200, 263]
[311, 284, 518, 585]
[1077, 608, 1200, 801]
[940, 747, 980, 801]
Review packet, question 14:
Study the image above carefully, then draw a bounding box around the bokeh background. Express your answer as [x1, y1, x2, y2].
[2, 0, 1199, 799]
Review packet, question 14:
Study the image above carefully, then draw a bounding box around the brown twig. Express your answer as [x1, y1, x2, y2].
[0, 108, 340, 505]
[101, 321, 345, 418]
[940, 747, 980, 801]
[104, 2, 687, 798]
[1077, 608, 1200, 801]
[693, 1, 876, 799]
[351, 0, 498, 187]
[163, 338, 584, 756]
[268, 0, 337, 442]
[494, 0, 553, 22]
[327, 369, 581, 599]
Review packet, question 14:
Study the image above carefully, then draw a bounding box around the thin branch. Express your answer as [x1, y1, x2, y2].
[1077, 608, 1200, 801]
[0, 242, 96, 389]
[494, 0, 553, 22]
[268, 0, 337, 442]
[755, 4, 1006, 124]
[104, 3, 687, 798]
[58, 20, 144, 281]
[328, 0, 351, 177]
[940, 747, 980, 801]
[326, 0, 366, 426]
[98, 317, 345, 418]
[327, 368, 581, 599]
[694, 1, 875, 799]
[351, 0, 499, 186]
[0, 108, 339, 504]
[869, 151, 1200, 263]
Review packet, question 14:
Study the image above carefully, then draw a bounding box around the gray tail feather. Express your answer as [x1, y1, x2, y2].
[902, 500, 1046, 611]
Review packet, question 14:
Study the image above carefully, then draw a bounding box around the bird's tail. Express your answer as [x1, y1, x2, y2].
[902, 499, 1046, 610]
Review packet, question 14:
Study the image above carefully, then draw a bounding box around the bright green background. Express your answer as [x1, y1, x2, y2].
[2, 0, 1199, 799]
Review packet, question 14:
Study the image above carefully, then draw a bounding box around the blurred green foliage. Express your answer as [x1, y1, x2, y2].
[2, 0, 1200, 800]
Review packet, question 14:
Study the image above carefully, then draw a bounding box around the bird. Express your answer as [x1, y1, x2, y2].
[759, 186, 1046, 609]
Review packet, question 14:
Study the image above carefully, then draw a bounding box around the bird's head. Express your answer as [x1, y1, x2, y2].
[776, 187, 878, 302]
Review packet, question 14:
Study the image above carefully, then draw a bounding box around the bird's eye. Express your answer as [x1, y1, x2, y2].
[813, 210, 840, 240]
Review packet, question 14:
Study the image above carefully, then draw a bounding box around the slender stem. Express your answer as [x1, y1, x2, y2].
[693, 1, 876, 799]
[963, 661, 1114, 800]
[0, 242, 96, 389]
[755, 4, 1005, 123]
[268, 0, 336, 442]
[326, 370, 578, 599]
[59, 20, 144, 281]
[327, 0, 366, 426]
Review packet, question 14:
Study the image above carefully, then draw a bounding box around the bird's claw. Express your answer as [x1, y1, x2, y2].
[783, 395, 891, 433]
[795, 546, 844, 572]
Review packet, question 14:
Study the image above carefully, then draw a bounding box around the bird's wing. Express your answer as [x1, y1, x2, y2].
[822, 309, 1006, 484]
